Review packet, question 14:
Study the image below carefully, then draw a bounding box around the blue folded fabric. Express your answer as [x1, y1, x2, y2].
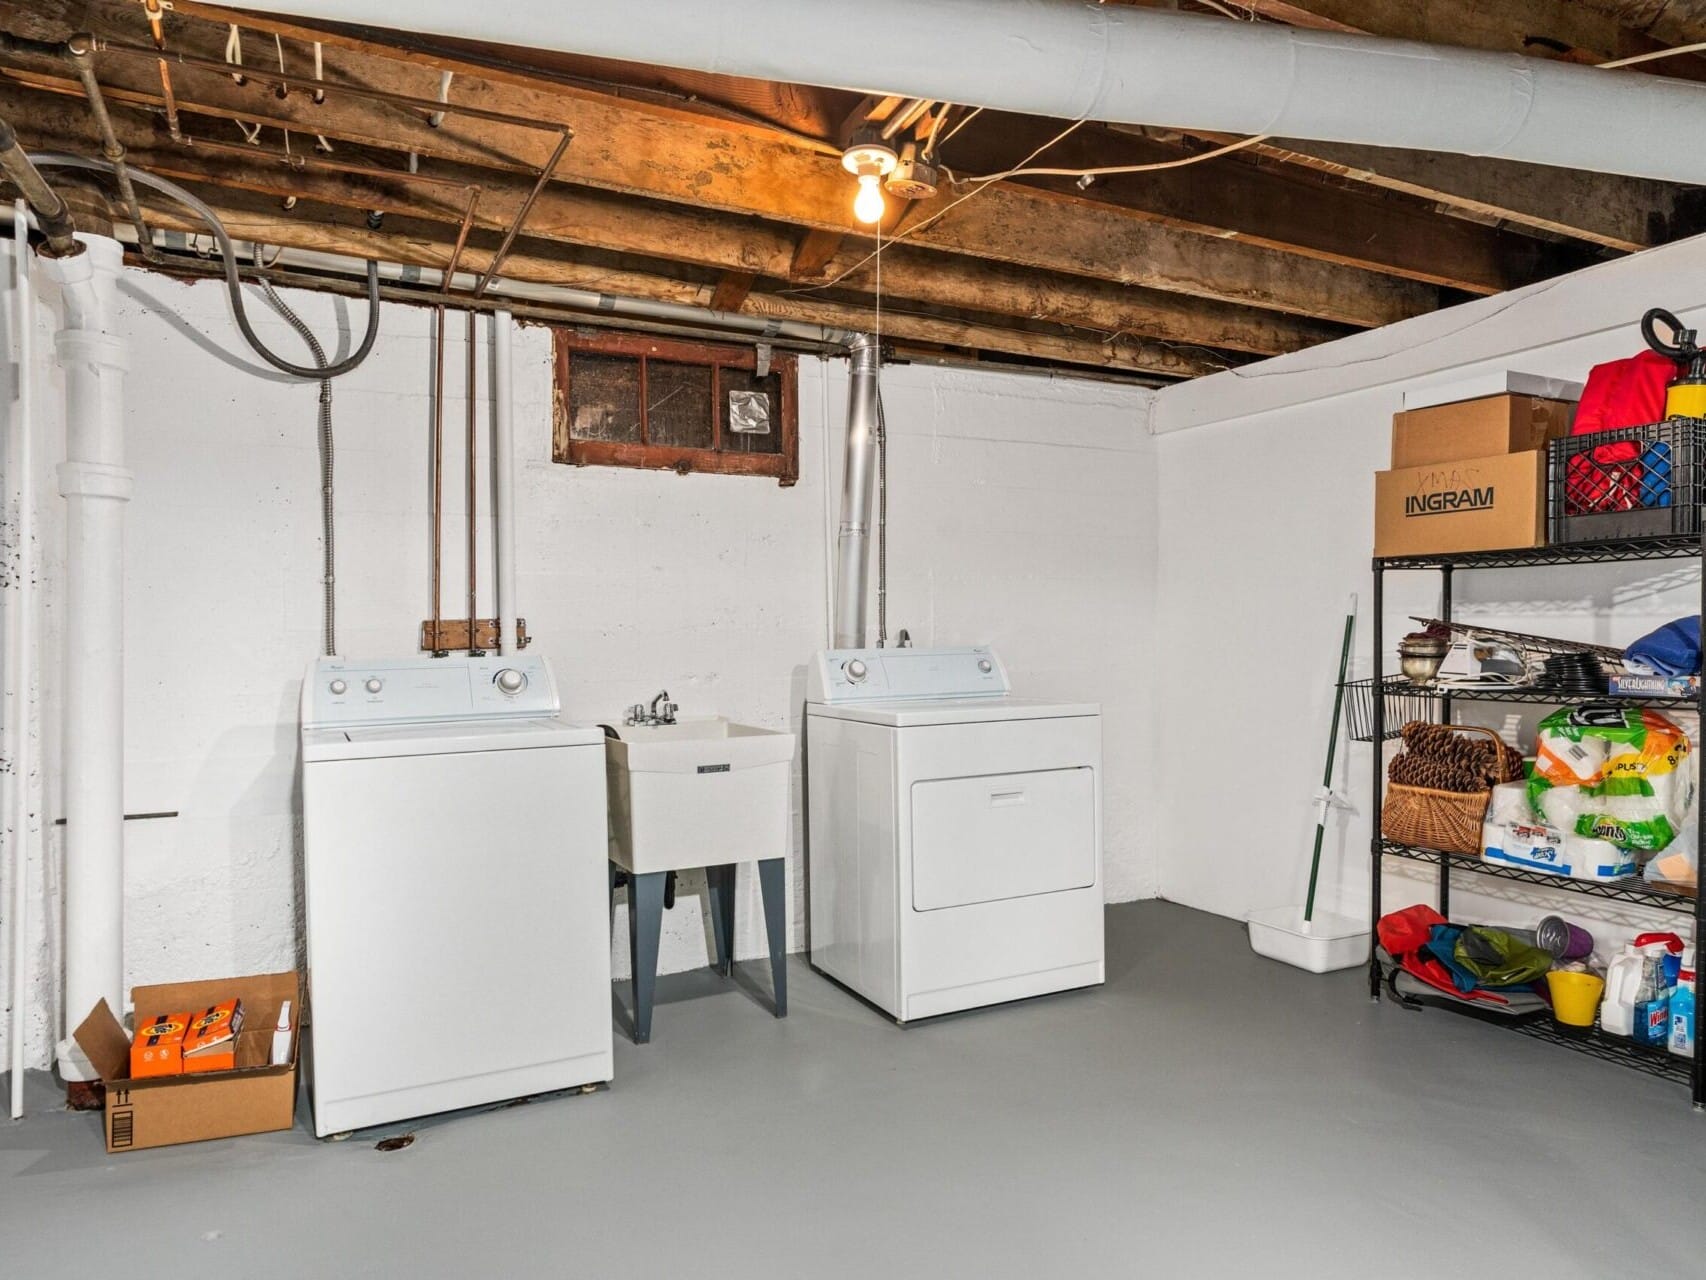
[1626, 615, 1702, 677]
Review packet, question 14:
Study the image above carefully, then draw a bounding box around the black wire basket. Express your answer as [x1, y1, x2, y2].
[1548, 418, 1706, 545]
[1342, 677, 1442, 743]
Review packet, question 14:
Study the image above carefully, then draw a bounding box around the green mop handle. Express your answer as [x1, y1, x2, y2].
[1305, 596, 1357, 924]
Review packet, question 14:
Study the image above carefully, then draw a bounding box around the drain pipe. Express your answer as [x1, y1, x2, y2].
[0, 120, 80, 259]
[7, 202, 36, 1119]
[832, 333, 880, 650]
[246, 0, 1706, 184]
[493, 310, 518, 656]
[40, 230, 130, 1077]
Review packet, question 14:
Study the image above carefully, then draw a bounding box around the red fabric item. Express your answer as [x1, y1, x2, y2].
[1574, 350, 1674, 438]
[1398, 953, 1512, 1006]
[1377, 904, 1446, 957]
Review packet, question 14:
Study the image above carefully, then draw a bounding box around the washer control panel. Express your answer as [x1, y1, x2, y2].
[808, 646, 1009, 703]
[301, 653, 558, 728]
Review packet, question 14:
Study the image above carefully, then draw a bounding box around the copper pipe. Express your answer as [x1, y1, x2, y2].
[430, 304, 447, 655]
[441, 186, 480, 296]
[472, 130, 570, 298]
[139, 1, 184, 142]
[465, 309, 481, 654]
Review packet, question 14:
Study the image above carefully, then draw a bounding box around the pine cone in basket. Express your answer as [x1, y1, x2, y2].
[1389, 721, 1521, 792]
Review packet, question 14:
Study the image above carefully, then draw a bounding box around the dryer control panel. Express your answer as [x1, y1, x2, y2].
[301, 653, 560, 728]
[808, 646, 1009, 703]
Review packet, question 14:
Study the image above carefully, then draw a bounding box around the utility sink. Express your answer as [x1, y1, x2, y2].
[605, 717, 796, 875]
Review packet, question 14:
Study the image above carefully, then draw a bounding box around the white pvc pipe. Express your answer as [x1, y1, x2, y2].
[7, 202, 33, 1118]
[40, 234, 130, 1066]
[238, 0, 1706, 185]
[492, 309, 517, 657]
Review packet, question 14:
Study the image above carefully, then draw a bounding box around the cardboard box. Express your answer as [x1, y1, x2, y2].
[183, 999, 245, 1074]
[1402, 371, 1583, 413]
[1375, 450, 1547, 558]
[1610, 673, 1702, 699]
[74, 971, 300, 1153]
[1391, 393, 1576, 469]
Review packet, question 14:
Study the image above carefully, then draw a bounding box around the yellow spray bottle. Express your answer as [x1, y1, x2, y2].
[1642, 307, 1706, 419]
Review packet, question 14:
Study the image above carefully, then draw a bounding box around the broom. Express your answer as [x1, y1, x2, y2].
[1304, 596, 1356, 925]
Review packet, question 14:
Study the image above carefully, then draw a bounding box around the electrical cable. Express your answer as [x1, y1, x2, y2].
[956, 131, 1271, 183]
[255, 262, 337, 656]
[25, 151, 381, 379]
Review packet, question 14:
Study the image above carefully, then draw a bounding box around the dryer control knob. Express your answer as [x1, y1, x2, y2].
[977, 658, 994, 674]
[364, 677, 384, 694]
[845, 659, 868, 683]
[328, 678, 348, 696]
[495, 668, 527, 695]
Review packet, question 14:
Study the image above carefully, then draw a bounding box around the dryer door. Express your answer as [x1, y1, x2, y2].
[911, 766, 1096, 910]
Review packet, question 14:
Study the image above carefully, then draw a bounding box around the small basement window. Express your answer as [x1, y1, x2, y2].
[552, 329, 798, 483]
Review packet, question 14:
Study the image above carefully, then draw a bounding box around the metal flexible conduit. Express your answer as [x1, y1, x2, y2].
[24, 151, 380, 379]
[257, 273, 337, 656]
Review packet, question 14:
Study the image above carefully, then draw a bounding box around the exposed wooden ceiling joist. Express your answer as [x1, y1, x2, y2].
[126, 185, 1234, 379]
[3, 0, 1443, 330]
[0, 80, 1346, 357]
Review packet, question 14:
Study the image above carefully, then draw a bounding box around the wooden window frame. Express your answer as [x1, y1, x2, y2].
[551, 329, 799, 484]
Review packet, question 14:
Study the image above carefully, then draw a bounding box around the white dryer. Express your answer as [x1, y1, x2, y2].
[806, 646, 1103, 1022]
[300, 653, 612, 1136]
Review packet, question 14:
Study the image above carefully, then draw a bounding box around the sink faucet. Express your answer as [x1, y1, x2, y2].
[626, 691, 678, 727]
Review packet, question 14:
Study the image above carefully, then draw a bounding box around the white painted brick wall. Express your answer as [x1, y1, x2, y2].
[1, 267, 1156, 1070]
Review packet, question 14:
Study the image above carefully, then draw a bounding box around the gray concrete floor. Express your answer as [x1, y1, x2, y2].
[5, 900, 1706, 1278]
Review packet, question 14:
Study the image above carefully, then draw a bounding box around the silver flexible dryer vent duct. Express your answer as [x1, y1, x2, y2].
[833, 333, 881, 650]
[241, 0, 1706, 184]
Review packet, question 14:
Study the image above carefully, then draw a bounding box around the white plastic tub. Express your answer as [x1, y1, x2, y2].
[1246, 905, 1371, 974]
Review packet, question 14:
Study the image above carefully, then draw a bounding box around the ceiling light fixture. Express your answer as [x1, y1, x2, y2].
[842, 129, 898, 225]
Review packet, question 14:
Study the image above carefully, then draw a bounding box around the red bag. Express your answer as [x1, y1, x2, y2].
[1573, 350, 1672, 437]
[1377, 903, 1446, 957]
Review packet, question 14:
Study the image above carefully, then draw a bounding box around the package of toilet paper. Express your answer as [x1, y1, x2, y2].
[1528, 705, 1693, 853]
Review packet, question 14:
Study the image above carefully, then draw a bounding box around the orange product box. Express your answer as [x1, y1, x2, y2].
[130, 1010, 192, 1078]
[182, 999, 245, 1074]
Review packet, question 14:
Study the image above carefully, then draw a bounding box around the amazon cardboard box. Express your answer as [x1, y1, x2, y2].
[1374, 450, 1547, 558]
[1391, 393, 1575, 469]
[73, 970, 299, 1153]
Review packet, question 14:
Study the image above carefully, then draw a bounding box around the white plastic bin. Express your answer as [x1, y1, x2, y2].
[1247, 905, 1371, 974]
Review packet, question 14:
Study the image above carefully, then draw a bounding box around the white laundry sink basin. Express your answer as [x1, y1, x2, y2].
[605, 717, 796, 874]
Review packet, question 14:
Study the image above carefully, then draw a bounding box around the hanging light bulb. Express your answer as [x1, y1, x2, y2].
[842, 128, 899, 227]
[853, 173, 886, 224]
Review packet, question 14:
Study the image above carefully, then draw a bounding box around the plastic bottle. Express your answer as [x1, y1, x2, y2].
[1671, 948, 1696, 1059]
[1604, 932, 1685, 1039]
[1603, 944, 1644, 1037]
[1635, 952, 1671, 1047]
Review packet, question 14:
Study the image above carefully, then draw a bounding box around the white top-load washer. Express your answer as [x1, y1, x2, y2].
[299, 653, 612, 1136]
[806, 646, 1104, 1022]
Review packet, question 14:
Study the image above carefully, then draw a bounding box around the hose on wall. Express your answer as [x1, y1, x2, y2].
[25, 151, 381, 380]
[256, 270, 337, 657]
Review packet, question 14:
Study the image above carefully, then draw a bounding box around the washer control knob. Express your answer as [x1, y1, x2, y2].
[845, 659, 868, 683]
[364, 677, 383, 695]
[495, 668, 527, 695]
[977, 658, 994, 674]
[328, 678, 348, 696]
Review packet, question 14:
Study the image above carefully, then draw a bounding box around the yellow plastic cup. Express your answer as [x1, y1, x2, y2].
[1546, 970, 1606, 1028]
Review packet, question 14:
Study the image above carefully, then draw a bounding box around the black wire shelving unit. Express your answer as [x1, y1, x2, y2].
[1370, 534, 1706, 1109]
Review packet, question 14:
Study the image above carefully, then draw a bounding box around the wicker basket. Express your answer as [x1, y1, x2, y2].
[1381, 724, 1520, 855]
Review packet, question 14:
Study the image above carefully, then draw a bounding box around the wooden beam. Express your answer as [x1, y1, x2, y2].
[708, 270, 756, 313]
[946, 118, 1578, 293]
[0, 80, 1352, 356]
[8, 0, 1438, 326]
[1238, 0, 1706, 76]
[787, 229, 845, 280]
[126, 187, 1230, 378]
[1241, 137, 1702, 253]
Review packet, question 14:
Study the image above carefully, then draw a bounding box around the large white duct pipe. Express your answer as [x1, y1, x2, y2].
[240, 0, 1706, 184]
[40, 233, 130, 1070]
[492, 309, 518, 657]
[832, 334, 881, 650]
[7, 202, 36, 1118]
